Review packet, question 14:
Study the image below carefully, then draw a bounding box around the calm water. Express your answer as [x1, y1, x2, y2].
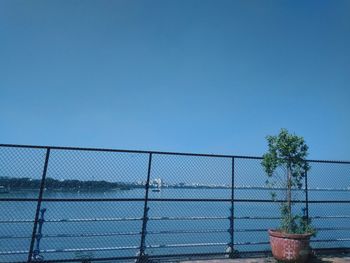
[0, 189, 349, 262]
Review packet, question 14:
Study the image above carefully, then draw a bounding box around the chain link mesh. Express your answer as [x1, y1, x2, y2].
[307, 161, 350, 249]
[0, 146, 46, 263]
[0, 145, 348, 262]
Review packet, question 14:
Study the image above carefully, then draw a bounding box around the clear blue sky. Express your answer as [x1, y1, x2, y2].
[1, 0, 349, 160]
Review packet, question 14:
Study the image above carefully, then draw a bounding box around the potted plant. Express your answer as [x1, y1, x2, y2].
[261, 129, 316, 262]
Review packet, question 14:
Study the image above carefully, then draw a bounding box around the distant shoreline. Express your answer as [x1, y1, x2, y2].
[0, 177, 348, 192]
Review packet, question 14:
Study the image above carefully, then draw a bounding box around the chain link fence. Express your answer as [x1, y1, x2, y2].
[0, 144, 349, 262]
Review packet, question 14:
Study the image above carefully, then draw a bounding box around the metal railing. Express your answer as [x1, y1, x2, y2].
[0, 144, 349, 263]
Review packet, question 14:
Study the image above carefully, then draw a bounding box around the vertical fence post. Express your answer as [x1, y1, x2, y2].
[138, 153, 153, 263]
[28, 148, 50, 263]
[304, 167, 309, 220]
[32, 208, 46, 261]
[228, 157, 236, 258]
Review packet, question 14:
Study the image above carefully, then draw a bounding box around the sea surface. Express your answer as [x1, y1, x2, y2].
[0, 188, 349, 262]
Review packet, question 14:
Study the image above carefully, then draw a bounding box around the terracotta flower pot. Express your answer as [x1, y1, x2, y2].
[268, 229, 312, 262]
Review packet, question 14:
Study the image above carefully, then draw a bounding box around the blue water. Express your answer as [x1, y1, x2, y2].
[0, 188, 349, 263]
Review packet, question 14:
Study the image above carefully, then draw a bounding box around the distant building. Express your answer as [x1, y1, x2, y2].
[154, 178, 163, 187]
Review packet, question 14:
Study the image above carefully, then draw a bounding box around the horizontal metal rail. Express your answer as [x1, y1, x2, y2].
[0, 219, 34, 223]
[311, 238, 350, 242]
[0, 231, 141, 240]
[0, 216, 227, 224]
[0, 198, 232, 203]
[234, 241, 270, 245]
[0, 250, 29, 256]
[2, 238, 350, 256]
[1, 198, 348, 203]
[149, 216, 228, 221]
[229, 227, 350, 233]
[38, 229, 228, 239]
[0, 241, 281, 257]
[3, 227, 350, 241]
[234, 228, 269, 232]
[0, 217, 143, 224]
[0, 235, 31, 239]
[0, 198, 229, 202]
[234, 216, 280, 220]
[147, 229, 228, 235]
[311, 215, 350, 219]
[0, 144, 255, 159]
[146, 242, 228, 249]
[45, 231, 141, 238]
[0, 246, 140, 256]
[2, 214, 350, 224]
[0, 243, 226, 256]
[44, 245, 140, 253]
[316, 227, 350, 231]
[2, 143, 350, 163]
[45, 217, 143, 223]
[235, 215, 350, 220]
[0, 198, 147, 202]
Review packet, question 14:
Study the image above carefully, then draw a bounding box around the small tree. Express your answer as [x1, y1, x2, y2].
[262, 129, 315, 234]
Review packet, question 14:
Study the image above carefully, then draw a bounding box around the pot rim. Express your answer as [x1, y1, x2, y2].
[268, 229, 313, 239]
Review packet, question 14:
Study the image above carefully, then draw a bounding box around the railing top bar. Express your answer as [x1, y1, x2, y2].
[1, 143, 350, 163]
[0, 198, 230, 202]
[0, 143, 235, 158]
[307, 159, 350, 164]
[0, 198, 349, 203]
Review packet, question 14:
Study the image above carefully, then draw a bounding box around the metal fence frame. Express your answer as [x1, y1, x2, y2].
[0, 143, 349, 263]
